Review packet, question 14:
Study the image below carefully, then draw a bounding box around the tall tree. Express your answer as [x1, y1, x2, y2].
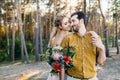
[35, 0, 43, 61]
[16, 0, 29, 63]
[11, 5, 16, 63]
[6, 19, 10, 56]
[53, 0, 56, 28]
[4, 1, 10, 58]
[98, 0, 110, 57]
[84, 0, 86, 14]
[48, 0, 56, 46]
[113, 0, 120, 54]
[35, 0, 39, 61]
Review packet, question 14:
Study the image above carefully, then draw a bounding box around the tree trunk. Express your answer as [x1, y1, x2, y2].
[35, 0, 44, 61]
[0, 24, 2, 37]
[39, 14, 43, 61]
[37, 0, 43, 61]
[53, 0, 56, 28]
[105, 26, 110, 57]
[115, 12, 119, 54]
[48, 0, 56, 45]
[6, 23, 10, 56]
[98, 0, 110, 57]
[84, 0, 86, 14]
[4, 3, 10, 56]
[35, 0, 40, 62]
[16, 0, 29, 63]
[112, 17, 115, 47]
[11, 9, 16, 63]
[49, 12, 51, 38]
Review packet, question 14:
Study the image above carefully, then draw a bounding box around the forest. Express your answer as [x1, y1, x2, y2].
[0, 0, 120, 63]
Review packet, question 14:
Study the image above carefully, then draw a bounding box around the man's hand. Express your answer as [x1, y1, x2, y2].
[89, 31, 104, 49]
[89, 31, 106, 65]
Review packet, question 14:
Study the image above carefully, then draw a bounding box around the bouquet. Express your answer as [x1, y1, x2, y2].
[47, 46, 75, 75]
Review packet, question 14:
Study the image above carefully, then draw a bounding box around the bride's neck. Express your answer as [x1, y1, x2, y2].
[56, 28, 68, 37]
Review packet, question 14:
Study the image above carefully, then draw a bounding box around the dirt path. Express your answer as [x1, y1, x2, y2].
[0, 62, 50, 80]
[0, 48, 120, 80]
[97, 55, 120, 80]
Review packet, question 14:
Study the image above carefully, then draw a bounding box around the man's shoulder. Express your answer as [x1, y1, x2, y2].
[62, 32, 75, 41]
[66, 32, 76, 37]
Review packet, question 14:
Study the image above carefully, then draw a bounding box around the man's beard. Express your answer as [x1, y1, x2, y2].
[73, 28, 78, 32]
[72, 26, 79, 32]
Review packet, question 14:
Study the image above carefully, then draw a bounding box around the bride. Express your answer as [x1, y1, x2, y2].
[47, 14, 71, 80]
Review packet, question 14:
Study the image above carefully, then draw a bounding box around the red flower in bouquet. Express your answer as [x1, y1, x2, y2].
[52, 61, 61, 73]
[63, 55, 72, 65]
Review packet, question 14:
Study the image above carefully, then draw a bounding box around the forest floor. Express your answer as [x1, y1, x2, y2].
[0, 47, 120, 80]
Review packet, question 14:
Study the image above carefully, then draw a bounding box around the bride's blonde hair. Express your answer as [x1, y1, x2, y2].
[48, 14, 66, 46]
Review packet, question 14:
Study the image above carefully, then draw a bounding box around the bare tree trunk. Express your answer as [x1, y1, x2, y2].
[84, 0, 86, 14]
[35, 0, 40, 62]
[11, 9, 16, 63]
[98, 0, 109, 57]
[5, 11, 10, 56]
[48, 0, 56, 44]
[6, 23, 10, 56]
[112, 18, 115, 47]
[53, 0, 56, 28]
[16, 0, 29, 63]
[47, 0, 52, 37]
[115, 12, 119, 54]
[37, 0, 43, 61]
[98, 0, 105, 26]
[47, 1, 53, 46]
[49, 12, 51, 38]
[39, 14, 43, 61]
[35, 22, 39, 62]
[45, 19, 47, 39]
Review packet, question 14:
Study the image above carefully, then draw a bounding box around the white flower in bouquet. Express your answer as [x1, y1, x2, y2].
[52, 51, 63, 60]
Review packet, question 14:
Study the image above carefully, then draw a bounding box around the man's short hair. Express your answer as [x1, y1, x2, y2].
[71, 11, 86, 24]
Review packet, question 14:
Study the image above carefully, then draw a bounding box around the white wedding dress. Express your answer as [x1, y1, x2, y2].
[47, 73, 59, 80]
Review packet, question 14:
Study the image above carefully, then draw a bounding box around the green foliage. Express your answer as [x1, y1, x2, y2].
[12, 37, 33, 60]
[0, 35, 34, 61]
[113, 0, 120, 8]
[43, 39, 49, 59]
[11, 37, 21, 60]
[0, 50, 8, 62]
[50, 69, 58, 76]
[112, 0, 120, 16]
[0, 36, 7, 49]
[0, 37, 8, 62]
[43, 39, 49, 52]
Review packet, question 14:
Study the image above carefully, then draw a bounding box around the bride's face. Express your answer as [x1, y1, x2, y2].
[61, 17, 70, 31]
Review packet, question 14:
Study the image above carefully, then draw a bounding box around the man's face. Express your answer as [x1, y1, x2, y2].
[71, 15, 80, 32]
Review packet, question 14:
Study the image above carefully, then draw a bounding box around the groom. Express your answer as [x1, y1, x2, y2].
[61, 11, 106, 80]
